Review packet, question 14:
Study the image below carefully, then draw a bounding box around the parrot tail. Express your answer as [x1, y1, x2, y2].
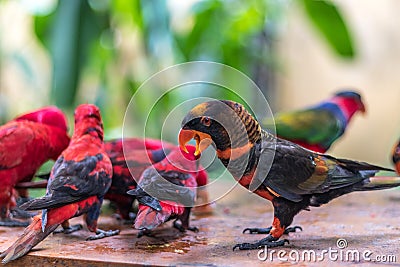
[1, 215, 59, 263]
[357, 175, 400, 191]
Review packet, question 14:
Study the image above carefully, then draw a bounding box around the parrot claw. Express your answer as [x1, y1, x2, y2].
[10, 208, 35, 219]
[0, 218, 30, 227]
[173, 220, 199, 233]
[53, 224, 83, 234]
[233, 235, 289, 251]
[137, 229, 152, 238]
[87, 229, 120, 241]
[242, 225, 302, 235]
[284, 226, 302, 234]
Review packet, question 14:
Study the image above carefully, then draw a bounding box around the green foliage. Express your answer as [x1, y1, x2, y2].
[34, 0, 111, 108]
[300, 0, 355, 58]
[27, 0, 357, 138]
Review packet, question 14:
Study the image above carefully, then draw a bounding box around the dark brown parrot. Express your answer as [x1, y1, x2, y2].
[179, 100, 400, 250]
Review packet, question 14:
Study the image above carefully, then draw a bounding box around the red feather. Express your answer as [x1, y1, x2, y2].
[1, 104, 118, 263]
[0, 107, 69, 221]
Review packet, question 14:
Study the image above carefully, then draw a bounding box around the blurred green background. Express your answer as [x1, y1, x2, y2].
[0, 0, 398, 167]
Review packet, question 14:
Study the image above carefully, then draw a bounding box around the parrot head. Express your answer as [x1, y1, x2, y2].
[179, 100, 261, 158]
[15, 106, 68, 132]
[331, 90, 366, 118]
[73, 104, 104, 140]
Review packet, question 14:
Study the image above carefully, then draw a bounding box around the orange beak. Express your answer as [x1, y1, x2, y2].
[178, 129, 213, 157]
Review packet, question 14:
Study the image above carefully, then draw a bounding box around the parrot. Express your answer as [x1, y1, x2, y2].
[104, 137, 176, 155]
[179, 100, 400, 250]
[104, 145, 170, 222]
[0, 106, 70, 227]
[127, 146, 201, 237]
[0, 104, 119, 264]
[263, 91, 366, 153]
[392, 139, 400, 174]
[13, 138, 211, 221]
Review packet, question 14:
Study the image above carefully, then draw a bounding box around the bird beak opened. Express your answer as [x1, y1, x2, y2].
[178, 129, 213, 157]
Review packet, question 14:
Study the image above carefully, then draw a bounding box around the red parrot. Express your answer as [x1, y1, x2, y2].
[0, 106, 70, 227]
[104, 144, 170, 221]
[104, 137, 175, 156]
[103, 139, 209, 221]
[1, 104, 119, 263]
[103, 137, 173, 221]
[127, 146, 201, 237]
[180, 100, 400, 250]
[392, 139, 400, 174]
[263, 91, 366, 153]
[14, 138, 211, 221]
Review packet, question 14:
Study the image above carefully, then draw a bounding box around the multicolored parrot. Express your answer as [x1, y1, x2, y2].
[127, 146, 201, 237]
[263, 91, 366, 153]
[0, 106, 70, 227]
[1, 104, 119, 263]
[179, 100, 400, 250]
[392, 139, 400, 174]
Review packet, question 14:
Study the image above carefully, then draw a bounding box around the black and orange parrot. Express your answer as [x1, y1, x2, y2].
[263, 91, 366, 153]
[179, 100, 400, 250]
[0, 106, 70, 227]
[1, 104, 119, 263]
[127, 146, 201, 237]
[392, 139, 400, 174]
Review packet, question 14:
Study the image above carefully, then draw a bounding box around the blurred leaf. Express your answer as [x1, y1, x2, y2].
[300, 0, 355, 58]
[34, 0, 111, 108]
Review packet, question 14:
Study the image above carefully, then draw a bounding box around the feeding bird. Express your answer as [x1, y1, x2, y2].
[127, 146, 201, 237]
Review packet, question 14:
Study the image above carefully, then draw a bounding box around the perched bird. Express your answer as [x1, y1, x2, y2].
[127, 146, 201, 237]
[104, 144, 170, 222]
[1, 104, 119, 263]
[179, 100, 400, 250]
[0, 106, 70, 227]
[104, 139, 210, 221]
[392, 139, 400, 174]
[263, 91, 366, 153]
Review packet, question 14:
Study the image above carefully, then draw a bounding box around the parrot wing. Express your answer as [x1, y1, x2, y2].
[0, 124, 34, 169]
[254, 135, 393, 203]
[128, 167, 196, 208]
[20, 154, 110, 210]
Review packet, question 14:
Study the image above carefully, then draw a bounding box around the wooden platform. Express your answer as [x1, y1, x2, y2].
[0, 181, 399, 266]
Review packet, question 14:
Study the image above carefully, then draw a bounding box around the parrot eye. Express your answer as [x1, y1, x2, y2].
[200, 116, 211, 127]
